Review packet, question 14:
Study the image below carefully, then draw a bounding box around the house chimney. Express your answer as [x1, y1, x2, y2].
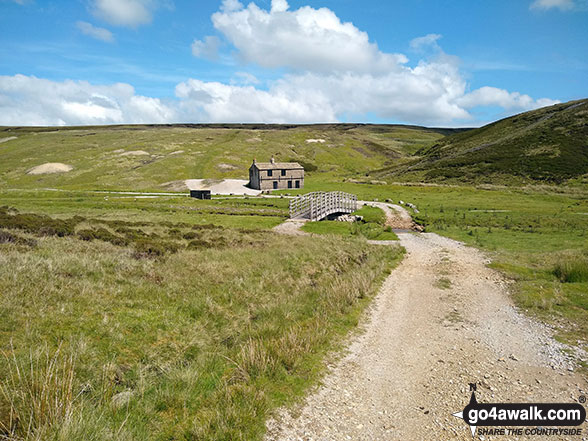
[270, 156, 275, 164]
[252, 158, 256, 165]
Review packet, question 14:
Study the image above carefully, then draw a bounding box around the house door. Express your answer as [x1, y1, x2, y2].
[288, 180, 292, 189]
[273, 181, 278, 189]
[295, 180, 300, 188]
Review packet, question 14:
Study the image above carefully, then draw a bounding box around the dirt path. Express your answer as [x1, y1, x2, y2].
[0, 136, 17, 144]
[359, 201, 420, 230]
[272, 219, 309, 236]
[265, 232, 587, 440]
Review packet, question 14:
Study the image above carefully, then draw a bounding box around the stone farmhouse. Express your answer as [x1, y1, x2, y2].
[248, 158, 304, 191]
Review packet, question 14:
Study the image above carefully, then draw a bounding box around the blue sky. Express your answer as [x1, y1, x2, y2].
[0, 0, 586, 126]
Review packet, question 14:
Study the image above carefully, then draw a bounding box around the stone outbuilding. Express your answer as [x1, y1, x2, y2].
[189, 189, 211, 199]
[248, 157, 304, 191]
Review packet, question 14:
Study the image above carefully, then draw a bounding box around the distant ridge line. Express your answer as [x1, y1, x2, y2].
[0, 123, 470, 136]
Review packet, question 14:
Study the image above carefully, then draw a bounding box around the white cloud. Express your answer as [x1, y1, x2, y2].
[232, 72, 260, 85]
[172, 55, 470, 126]
[410, 34, 442, 52]
[210, 0, 407, 74]
[530, 0, 574, 10]
[266, 65, 470, 125]
[0, 75, 175, 126]
[92, 0, 156, 28]
[271, 0, 289, 13]
[0, 73, 560, 126]
[220, 0, 243, 12]
[175, 78, 336, 123]
[0, 2, 560, 127]
[188, 1, 557, 125]
[76, 21, 115, 43]
[457, 86, 559, 110]
[191, 36, 221, 60]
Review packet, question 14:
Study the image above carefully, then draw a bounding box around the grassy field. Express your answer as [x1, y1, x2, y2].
[0, 124, 447, 192]
[6, 180, 584, 360]
[0, 190, 291, 230]
[0, 198, 403, 440]
[375, 99, 588, 185]
[1, 120, 588, 439]
[302, 205, 398, 240]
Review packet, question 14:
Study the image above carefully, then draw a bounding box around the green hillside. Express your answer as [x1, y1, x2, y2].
[1, 118, 588, 441]
[0, 124, 448, 192]
[375, 99, 588, 185]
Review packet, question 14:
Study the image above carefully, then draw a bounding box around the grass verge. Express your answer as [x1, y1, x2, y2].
[0, 209, 403, 440]
[302, 206, 398, 241]
[287, 180, 587, 362]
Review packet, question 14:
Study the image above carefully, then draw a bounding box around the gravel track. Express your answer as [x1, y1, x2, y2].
[265, 228, 587, 440]
[273, 219, 309, 236]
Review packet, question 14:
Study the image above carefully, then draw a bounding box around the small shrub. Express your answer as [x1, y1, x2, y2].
[0, 208, 79, 237]
[0, 230, 17, 244]
[413, 215, 428, 227]
[553, 256, 588, 283]
[167, 228, 182, 238]
[77, 228, 129, 246]
[116, 227, 148, 241]
[192, 224, 221, 231]
[0, 230, 37, 247]
[183, 231, 200, 240]
[133, 239, 179, 258]
[187, 239, 214, 249]
[236, 228, 261, 234]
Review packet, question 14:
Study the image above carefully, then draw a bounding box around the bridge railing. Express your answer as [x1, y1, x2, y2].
[289, 191, 357, 221]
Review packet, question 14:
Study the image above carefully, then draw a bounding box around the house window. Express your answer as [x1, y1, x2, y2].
[295, 180, 300, 188]
[267, 169, 273, 177]
[281, 169, 286, 176]
[288, 180, 292, 189]
[273, 181, 278, 189]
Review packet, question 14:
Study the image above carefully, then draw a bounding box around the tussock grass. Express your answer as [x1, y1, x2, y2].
[0, 222, 402, 440]
[553, 251, 588, 283]
[493, 249, 588, 350]
[0, 344, 77, 440]
[434, 278, 452, 290]
[0, 207, 275, 260]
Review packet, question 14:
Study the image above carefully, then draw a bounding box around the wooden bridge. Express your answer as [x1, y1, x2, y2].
[289, 191, 358, 221]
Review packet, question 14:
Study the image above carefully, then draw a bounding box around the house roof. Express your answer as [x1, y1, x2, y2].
[252, 161, 304, 170]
